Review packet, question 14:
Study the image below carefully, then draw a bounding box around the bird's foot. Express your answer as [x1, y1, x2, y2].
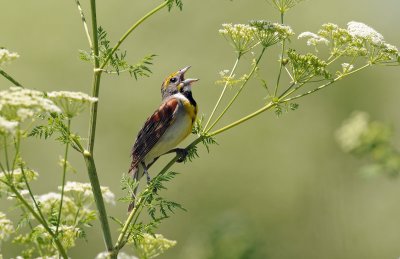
[175, 148, 188, 163]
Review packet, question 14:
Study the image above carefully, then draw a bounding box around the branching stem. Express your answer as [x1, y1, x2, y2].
[204, 55, 241, 130]
[3, 182, 69, 258]
[99, 1, 169, 70]
[206, 47, 267, 133]
[274, 12, 285, 96]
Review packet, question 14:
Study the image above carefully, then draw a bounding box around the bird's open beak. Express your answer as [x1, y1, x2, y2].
[180, 66, 199, 85]
[183, 78, 199, 85]
[179, 66, 191, 75]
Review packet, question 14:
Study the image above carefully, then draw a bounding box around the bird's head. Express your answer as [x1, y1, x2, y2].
[161, 66, 199, 99]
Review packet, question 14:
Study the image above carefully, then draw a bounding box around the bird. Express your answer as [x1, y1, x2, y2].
[128, 66, 199, 211]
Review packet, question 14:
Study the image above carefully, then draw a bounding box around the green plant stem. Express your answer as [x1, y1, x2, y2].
[274, 13, 285, 96]
[114, 137, 204, 252]
[99, 1, 169, 70]
[209, 102, 275, 137]
[87, 0, 101, 154]
[56, 119, 71, 235]
[21, 166, 48, 226]
[282, 64, 371, 102]
[3, 135, 10, 171]
[86, 1, 114, 255]
[83, 150, 114, 255]
[206, 47, 266, 133]
[113, 196, 143, 252]
[74, 0, 93, 48]
[5, 183, 69, 258]
[85, 1, 169, 257]
[204, 55, 241, 130]
[0, 68, 22, 87]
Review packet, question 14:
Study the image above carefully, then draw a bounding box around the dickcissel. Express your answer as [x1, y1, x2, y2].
[128, 66, 198, 211]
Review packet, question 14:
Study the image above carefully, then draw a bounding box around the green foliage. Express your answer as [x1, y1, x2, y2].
[166, 0, 183, 11]
[29, 113, 83, 152]
[79, 27, 157, 79]
[188, 116, 218, 160]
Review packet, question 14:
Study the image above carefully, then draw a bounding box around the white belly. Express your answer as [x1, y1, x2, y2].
[144, 105, 193, 164]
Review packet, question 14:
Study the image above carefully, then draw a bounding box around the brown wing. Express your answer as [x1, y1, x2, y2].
[129, 98, 179, 171]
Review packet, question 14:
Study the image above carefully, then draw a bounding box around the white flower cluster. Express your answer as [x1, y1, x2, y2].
[0, 212, 14, 243]
[59, 181, 115, 205]
[47, 91, 98, 103]
[0, 87, 61, 129]
[341, 63, 354, 73]
[0, 115, 19, 135]
[347, 21, 399, 62]
[298, 32, 329, 47]
[0, 48, 19, 66]
[46, 91, 97, 118]
[336, 111, 369, 152]
[135, 234, 177, 259]
[219, 23, 258, 55]
[347, 21, 384, 46]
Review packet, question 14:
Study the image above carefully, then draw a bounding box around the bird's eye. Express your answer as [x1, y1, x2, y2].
[170, 77, 177, 83]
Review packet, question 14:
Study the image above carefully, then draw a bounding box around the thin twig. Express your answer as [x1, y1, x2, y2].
[74, 0, 93, 49]
[0, 68, 22, 87]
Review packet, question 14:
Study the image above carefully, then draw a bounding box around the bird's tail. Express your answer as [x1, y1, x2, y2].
[127, 165, 140, 212]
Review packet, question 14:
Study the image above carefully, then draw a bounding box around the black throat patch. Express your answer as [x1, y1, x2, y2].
[183, 90, 197, 107]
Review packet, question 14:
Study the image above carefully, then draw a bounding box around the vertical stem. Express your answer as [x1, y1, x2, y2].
[273, 12, 285, 96]
[88, 0, 102, 154]
[56, 119, 71, 235]
[87, 1, 114, 256]
[83, 150, 114, 255]
[3, 135, 10, 171]
[204, 55, 241, 130]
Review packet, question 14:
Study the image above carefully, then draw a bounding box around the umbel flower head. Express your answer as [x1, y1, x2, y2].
[298, 32, 329, 48]
[268, 0, 305, 13]
[134, 233, 177, 259]
[305, 22, 399, 64]
[287, 49, 331, 82]
[0, 115, 19, 135]
[0, 87, 61, 125]
[249, 20, 294, 48]
[347, 21, 384, 46]
[219, 23, 258, 56]
[47, 91, 98, 118]
[0, 48, 19, 66]
[58, 181, 115, 205]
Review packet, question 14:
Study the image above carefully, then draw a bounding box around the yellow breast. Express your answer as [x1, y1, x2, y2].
[182, 98, 198, 123]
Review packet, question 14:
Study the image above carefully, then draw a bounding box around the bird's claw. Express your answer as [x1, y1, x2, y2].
[175, 148, 188, 163]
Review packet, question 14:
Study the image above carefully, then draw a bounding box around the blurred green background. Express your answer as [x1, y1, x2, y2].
[1, 0, 400, 258]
